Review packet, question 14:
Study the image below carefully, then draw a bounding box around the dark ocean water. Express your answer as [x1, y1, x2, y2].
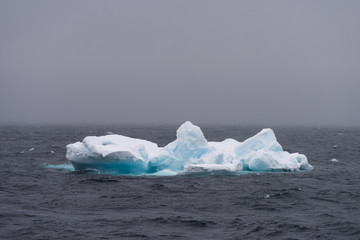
[0, 125, 359, 240]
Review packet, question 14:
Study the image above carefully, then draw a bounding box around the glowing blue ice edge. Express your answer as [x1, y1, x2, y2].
[43, 163, 308, 177]
[43, 163, 75, 171]
[51, 121, 313, 176]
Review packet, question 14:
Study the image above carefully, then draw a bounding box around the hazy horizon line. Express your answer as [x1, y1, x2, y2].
[1, 120, 359, 129]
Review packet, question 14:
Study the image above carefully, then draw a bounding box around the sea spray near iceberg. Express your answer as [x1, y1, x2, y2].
[65, 121, 312, 175]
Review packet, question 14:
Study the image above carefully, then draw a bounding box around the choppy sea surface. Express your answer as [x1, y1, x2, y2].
[0, 125, 359, 240]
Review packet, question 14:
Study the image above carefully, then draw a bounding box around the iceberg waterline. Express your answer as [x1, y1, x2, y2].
[65, 121, 313, 175]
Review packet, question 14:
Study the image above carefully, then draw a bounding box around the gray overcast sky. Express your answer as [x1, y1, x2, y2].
[0, 0, 359, 126]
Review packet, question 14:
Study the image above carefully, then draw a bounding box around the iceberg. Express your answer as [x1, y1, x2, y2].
[66, 121, 313, 175]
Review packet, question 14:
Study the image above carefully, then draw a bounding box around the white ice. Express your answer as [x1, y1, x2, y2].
[66, 121, 313, 175]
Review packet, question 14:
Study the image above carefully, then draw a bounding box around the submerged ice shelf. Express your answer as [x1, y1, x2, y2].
[66, 121, 313, 175]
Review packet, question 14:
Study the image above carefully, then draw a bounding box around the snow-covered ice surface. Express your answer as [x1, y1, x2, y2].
[66, 122, 312, 175]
